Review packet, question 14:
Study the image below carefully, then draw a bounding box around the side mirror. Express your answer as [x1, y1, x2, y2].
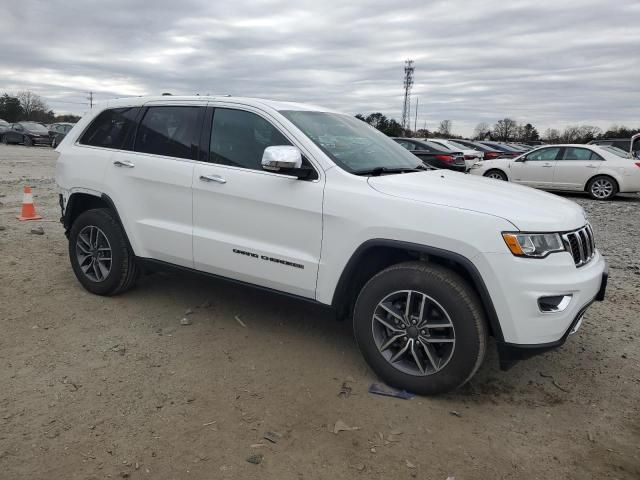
[515, 156, 527, 162]
[262, 146, 302, 171]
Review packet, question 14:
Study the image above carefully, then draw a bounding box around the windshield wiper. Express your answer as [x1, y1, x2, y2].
[354, 165, 428, 176]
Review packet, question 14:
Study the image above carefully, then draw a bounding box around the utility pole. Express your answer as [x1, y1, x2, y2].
[414, 97, 419, 132]
[87, 91, 94, 109]
[401, 60, 414, 131]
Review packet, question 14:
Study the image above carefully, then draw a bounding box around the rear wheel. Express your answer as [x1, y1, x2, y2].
[1, 135, 7, 145]
[587, 175, 617, 200]
[484, 169, 507, 181]
[353, 261, 487, 395]
[51, 137, 57, 148]
[68, 208, 139, 295]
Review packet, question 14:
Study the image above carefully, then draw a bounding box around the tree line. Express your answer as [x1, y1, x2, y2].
[0, 91, 81, 124]
[356, 112, 639, 144]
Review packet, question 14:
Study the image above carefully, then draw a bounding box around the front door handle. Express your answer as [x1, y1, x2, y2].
[586, 165, 598, 168]
[200, 174, 227, 184]
[541, 163, 553, 168]
[113, 160, 135, 168]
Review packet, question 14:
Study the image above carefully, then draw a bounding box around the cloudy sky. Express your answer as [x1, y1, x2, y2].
[1, 0, 638, 136]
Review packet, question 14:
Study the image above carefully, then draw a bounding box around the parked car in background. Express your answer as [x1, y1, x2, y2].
[48, 122, 76, 148]
[477, 141, 522, 158]
[451, 139, 506, 160]
[0, 119, 10, 135]
[393, 138, 466, 171]
[426, 139, 483, 169]
[589, 137, 640, 157]
[1, 122, 53, 146]
[469, 144, 640, 200]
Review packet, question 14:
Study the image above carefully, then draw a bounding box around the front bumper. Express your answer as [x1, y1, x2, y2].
[496, 264, 607, 369]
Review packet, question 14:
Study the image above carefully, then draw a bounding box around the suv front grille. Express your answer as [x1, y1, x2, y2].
[562, 225, 596, 267]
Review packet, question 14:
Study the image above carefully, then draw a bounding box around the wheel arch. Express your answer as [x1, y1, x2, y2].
[63, 192, 135, 254]
[483, 168, 509, 180]
[331, 239, 504, 342]
[584, 172, 620, 193]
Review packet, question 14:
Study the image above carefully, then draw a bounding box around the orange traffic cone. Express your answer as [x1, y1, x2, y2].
[17, 186, 42, 221]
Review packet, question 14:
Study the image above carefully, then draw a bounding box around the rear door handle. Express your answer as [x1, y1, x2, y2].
[200, 174, 227, 184]
[113, 160, 135, 168]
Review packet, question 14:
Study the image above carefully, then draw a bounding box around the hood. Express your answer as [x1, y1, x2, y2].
[368, 170, 586, 231]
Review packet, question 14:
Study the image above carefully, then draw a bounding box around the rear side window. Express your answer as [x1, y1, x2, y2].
[79, 108, 139, 149]
[209, 108, 292, 170]
[135, 106, 202, 159]
[563, 147, 602, 160]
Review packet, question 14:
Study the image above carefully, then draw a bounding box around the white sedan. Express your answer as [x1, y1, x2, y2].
[469, 144, 640, 200]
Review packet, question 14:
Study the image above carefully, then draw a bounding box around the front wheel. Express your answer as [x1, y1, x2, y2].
[51, 137, 57, 148]
[484, 169, 507, 181]
[68, 208, 139, 295]
[353, 261, 487, 395]
[1, 135, 7, 145]
[587, 175, 617, 200]
[23, 135, 33, 147]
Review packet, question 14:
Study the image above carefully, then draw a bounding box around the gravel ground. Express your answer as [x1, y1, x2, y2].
[1, 144, 639, 479]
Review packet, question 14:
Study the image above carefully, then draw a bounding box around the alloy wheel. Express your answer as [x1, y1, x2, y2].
[75, 225, 112, 282]
[591, 178, 614, 199]
[486, 171, 505, 180]
[371, 290, 456, 376]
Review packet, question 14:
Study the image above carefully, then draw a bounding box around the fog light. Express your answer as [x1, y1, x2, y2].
[538, 294, 572, 313]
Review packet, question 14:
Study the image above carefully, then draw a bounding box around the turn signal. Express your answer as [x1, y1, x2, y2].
[502, 233, 524, 255]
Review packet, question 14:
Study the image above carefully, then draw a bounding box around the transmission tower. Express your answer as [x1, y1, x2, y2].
[401, 60, 414, 130]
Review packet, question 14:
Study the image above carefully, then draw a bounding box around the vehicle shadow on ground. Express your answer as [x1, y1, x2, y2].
[126, 269, 562, 404]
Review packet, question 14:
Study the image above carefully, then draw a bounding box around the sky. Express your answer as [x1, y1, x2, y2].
[0, 0, 638, 136]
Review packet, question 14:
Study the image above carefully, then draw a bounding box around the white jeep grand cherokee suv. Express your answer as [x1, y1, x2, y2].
[55, 96, 608, 394]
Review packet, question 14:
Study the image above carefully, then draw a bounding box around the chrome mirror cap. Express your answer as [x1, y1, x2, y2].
[261, 146, 302, 171]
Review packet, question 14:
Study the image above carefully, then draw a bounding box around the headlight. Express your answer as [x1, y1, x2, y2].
[502, 232, 565, 258]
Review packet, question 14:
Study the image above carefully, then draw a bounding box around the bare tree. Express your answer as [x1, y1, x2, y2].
[492, 118, 518, 141]
[17, 91, 49, 120]
[543, 128, 561, 143]
[437, 120, 453, 137]
[473, 122, 491, 140]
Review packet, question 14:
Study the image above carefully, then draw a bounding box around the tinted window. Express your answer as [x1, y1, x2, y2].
[135, 106, 201, 159]
[395, 140, 415, 151]
[563, 147, 601, 160]
[210, 108, 292, 170]
[526, 147, 560, 161]
[80, 108, 139, 149]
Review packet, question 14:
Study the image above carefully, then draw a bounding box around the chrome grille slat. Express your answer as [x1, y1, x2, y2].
[562, 225, 596, 267]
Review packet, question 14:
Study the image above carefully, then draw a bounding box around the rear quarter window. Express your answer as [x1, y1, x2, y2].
[79, 107, 140, 149]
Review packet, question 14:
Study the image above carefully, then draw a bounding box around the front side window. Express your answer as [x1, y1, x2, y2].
[209, 108, 292, 170]
[80, 107, 139, 149]
[563, 147, 602, 161]
[526, 147, 561, 161]
[281, 111, 421, 174]
[135, 106, 202, 159]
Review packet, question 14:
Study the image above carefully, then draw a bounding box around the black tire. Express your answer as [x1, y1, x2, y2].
[484, 169, 507, 181]
[51, 137, 57, 148]
[68, 208, 138, 295]
[23, 135, 33, 147]
[2, 135, 9, 145]
[353, 261, 487, 395]
[587, 175, 617, 200]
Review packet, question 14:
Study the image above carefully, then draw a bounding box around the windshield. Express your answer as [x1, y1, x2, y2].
[280, 111, 421, 173]
[21, 122, 48, 133]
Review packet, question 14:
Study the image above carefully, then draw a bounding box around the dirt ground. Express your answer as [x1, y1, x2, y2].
[1, 144, 639, 480]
